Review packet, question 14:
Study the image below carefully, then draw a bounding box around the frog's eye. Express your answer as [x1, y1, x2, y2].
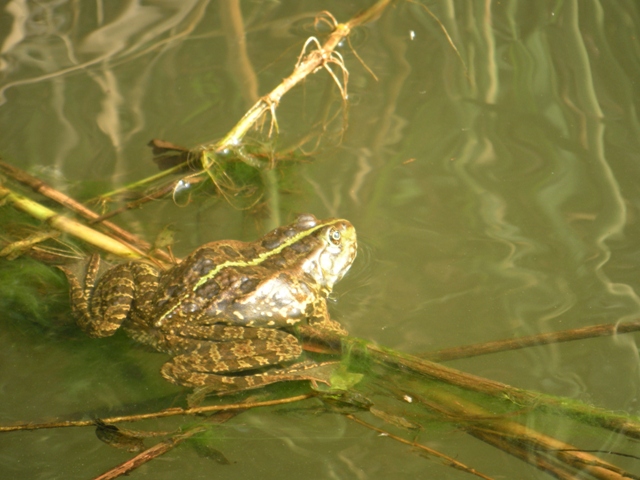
[329, 228, 341, 245]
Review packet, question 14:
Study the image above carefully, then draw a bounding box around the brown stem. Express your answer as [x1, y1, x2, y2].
[423, 321, 640, 362]
[90, 181, 180, 225]
[470, 430, 588, 480]
[358, 341, 640, 440]
[93, 425, 207, 480]
[93, 409, 240, 480]
[0, 394, 314, 433]
[0, 185, 141, 259]
[409, 388, 636, 480]
[200, 0, 394, 155]
[295, 329, 640, 442]
[346, 414, 496, 480]
[0, 160, 171, 264]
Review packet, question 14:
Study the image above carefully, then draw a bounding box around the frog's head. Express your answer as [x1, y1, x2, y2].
[304, 217, 357, 290]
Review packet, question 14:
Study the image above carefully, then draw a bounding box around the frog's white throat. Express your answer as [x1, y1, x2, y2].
[304, 236, 357, 290]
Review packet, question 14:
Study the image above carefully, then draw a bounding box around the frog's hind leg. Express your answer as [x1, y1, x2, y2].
[162, 327, 302, 372]
[162, 358, 337, 393]
[87, 262, 159, 337]
[58, 255, 104, 336]
[159, 326, 307, 390]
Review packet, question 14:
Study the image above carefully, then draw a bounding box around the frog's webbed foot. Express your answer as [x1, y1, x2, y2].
[306, 298, 348, 336]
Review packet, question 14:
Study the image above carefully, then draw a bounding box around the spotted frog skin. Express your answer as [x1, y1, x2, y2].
[60, 214, 357, 391]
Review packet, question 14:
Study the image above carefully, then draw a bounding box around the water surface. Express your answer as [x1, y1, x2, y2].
[1, 1, 640, 478]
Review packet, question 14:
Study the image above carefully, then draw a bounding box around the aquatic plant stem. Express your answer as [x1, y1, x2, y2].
[422, 320, 640, 362]
[0, 160, 172, 263]
[359, 340, 640, 440]
[0, 394, 314, 433]
[93, 0, 394, 205]
[298, 325, 640, 441]
[93, 425, 208, 480]
[0, 185, 141, 259]
[346, 414, 496, 480]
[409, 387, 635, 480]
[195, 0, 392, 166]
[1, 333, 638, 477]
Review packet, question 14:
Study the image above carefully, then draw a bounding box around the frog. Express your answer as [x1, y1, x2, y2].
[59, 214, 357, 392]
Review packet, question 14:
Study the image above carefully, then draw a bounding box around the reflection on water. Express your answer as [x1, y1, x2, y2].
[1, 0, 640, 477]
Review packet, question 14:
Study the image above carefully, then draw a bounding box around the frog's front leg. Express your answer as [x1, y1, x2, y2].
[306, 298, 348, 336]
[158, 325, 305, 390]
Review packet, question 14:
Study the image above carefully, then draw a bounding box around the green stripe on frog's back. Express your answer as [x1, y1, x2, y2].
[156, 219, 337, 325]
[192, 219, 335, 290]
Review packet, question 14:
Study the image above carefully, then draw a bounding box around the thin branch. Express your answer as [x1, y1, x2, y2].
[0, 185, 141, 259]
[0, 160, 172, 263]
[346, 414, 496, 480]
[93, 425, 208, 480]
[94, 409, 240, 480]
[296, 327, 640, 441]
[90, 181, 183, 224]
[200, 0, 393, 154]
[470, 430, 584, 480]
[423, 321, 640, 362]
[406, 388, 638, 480]
[361, 341, 640, 440]
[0, 394, 314, 433]
[92, 0, 395, 203]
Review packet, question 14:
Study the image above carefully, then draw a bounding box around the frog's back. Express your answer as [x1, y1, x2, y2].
[151, 214, 356, 329]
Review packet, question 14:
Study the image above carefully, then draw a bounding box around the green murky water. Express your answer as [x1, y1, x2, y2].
[1, 1, 640, 478]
